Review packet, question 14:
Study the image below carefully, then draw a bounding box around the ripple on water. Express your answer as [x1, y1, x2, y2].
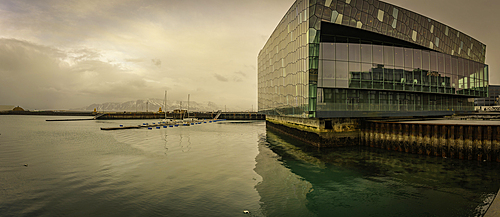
[2, 117, 498, 217]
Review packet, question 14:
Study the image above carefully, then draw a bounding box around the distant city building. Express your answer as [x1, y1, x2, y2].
[258, 0, 488, 118]
[173, 109, 187, 114]
[475, 85, 500, 106]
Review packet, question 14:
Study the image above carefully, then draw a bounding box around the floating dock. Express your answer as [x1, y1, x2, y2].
[46, 118, 95, 121]
[100, 119, 226, 130]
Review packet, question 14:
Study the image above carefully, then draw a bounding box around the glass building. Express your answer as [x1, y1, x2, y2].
[475, 85, 500, 107]
[258, 0, 488, 118]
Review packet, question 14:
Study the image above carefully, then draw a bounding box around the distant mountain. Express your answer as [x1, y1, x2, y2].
[0, 105, 15, 111]
[72, 99, 224, 112]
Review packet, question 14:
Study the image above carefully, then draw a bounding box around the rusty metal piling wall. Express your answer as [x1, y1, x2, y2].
[362, 121, 500, 162]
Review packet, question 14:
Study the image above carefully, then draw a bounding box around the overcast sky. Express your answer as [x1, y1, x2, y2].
[0, 0, 498, 110]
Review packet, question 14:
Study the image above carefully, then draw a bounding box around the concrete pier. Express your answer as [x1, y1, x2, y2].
[265, 115, 359, 148]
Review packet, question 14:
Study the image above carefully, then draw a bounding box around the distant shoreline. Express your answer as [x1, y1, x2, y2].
[0, 110, 265, 120]
[0, 110, 94, 116]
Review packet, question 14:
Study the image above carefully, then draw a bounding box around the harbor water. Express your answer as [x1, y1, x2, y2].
[1, 115, 500, 216]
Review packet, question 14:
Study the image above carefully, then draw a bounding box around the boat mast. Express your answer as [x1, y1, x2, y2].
[187, 94, 190, 119]
[164, 90, 167, 120]
[180, 101, 182, 119]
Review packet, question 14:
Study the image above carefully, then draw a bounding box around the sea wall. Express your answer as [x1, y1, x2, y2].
[266, 116, 500, 161]
[361, 121, 500, 162]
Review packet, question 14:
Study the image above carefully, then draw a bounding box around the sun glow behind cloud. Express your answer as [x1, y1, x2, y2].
[0, 0, 497, 110]
[0, 0, 298, 110]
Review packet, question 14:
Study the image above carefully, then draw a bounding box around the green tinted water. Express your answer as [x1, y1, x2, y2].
[0, 116, 498, 216]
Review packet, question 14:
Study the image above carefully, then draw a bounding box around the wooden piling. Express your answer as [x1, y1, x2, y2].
[404, 124, 410, 153]
[432, 125, 439, 157]
[449, 125, 456, 159]
[467, 126, 473, 160]
[410, 124, 417, 154]
[476, 126, 483, 161]
[458, 126, 464, 160]
[397, 124, 403, 152]
[425, 125, 431, 156]
[418, 124, 423, 155]
[441, 125, 447, 158]
[485, 126, 492, 161]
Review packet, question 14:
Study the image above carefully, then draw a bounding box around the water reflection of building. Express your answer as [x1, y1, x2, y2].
[254, 132, 314, 216]
[256, 130, 500, 216]
[258, 0, 488, 118]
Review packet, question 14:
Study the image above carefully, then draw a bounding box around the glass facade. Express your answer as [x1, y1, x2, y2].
[318, 89, 472, 112]
[313, 0, 486, 63]
[317, 42, 488, 113]
[258, 0, 488, 118]
[258, 0, 310, 117]
[475, 85, 500, 106]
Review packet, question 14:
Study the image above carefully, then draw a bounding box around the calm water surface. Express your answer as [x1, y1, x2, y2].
[1, 115, 499, 217]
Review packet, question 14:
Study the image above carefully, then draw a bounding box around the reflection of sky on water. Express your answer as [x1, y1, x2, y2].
[255, 129, 500, 217]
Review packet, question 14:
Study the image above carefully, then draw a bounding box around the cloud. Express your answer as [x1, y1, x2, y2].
[151, 58, 161, 67]
[125, 58, 144, 63]
[0, 38, 258, 110]
[214, 73, 228, 82]
[234, 71, 247, 77]
[0, 0, 294, 110]
[244, 65, 256, 70]
[0, 38, 156, 109]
